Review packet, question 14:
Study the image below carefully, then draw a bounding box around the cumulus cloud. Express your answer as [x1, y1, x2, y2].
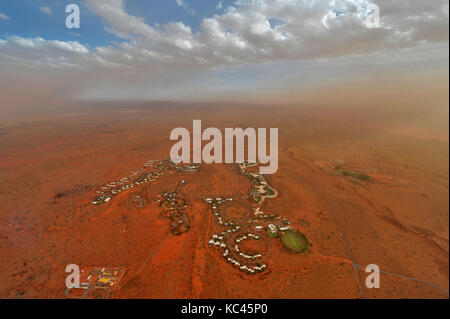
[0, 36, 93, 70]
[39, 6, 52, 15]
[0, 0, 448, 101]
[84, 0, 449, 68]
[2, 0, 447, 70]
[0, 12, 10, 20]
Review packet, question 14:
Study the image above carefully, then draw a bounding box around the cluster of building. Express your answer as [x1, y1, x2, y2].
[88, 157, 302, 277]
[154, 157, 177, 170]
[203, 162, 299, 274]
[92, 168, 163, 205]
[94, 267, 121, 288]
[253, 207, 291, 236]
[175, 163, 201, 172]
[235, 234, 263, 260]
[205, 197, 239, 227]
[205, 197, 269, 274]
[238, 162, 278, 204]
[253, 207, 279, 220]
[92, 157, 202, 206]
[160, 191, 191, 235]
[225, 257, 267, 274]
[151, 157, 202, 172]
[91, 157, 203, 238]
[65, 266, 126, 299]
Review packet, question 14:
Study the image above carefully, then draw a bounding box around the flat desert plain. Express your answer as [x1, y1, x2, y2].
[0, 102, 448, 298]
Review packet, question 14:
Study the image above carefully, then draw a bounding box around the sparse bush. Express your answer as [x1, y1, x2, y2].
[342, 170, 371, 181]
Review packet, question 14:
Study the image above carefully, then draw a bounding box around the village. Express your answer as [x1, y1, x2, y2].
[160, 191, 191, 236]
[89, 157, 306, 276]
[239, 162, 278, 204]
[92, 157, 201, 206]
[92, 159, 163, 205]
[205, 161, 297, 275]
[65, 266, 126, 299]
[205, 198, 293, 274]
[91, 157, 200, 236]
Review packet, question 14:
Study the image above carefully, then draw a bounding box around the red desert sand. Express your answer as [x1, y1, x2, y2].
[0, 103, 448, 298]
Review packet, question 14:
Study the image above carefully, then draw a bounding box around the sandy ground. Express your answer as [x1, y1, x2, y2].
[0, 103, 448, 298]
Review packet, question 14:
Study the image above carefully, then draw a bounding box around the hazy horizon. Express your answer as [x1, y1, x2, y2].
[1, 1, 448, 113]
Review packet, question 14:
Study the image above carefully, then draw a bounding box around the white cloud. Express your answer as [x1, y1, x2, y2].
[40, 6, 52, 15]
[80, 0, 448, 69]
[86, 0, 158, 39]
[0, 0, 448, 101]
[7, 36, 88, 53]
[2, 0, 448, 71]
[176, 0, 196, 16]
[0, 36, 92, 70]
[0, 12, 10, 20]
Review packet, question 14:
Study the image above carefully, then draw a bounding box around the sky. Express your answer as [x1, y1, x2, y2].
[0, 0, 448, 107]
